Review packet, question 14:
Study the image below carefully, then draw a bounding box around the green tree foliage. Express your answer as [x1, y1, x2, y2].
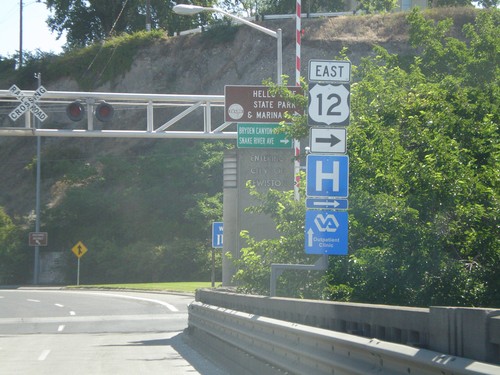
[0, 207, 30, 284]
[45, 0, 216, 48]
[233, 8, 499, 307]
[41, 139, 226, 284]
[357, 0, 398, 14]
[231, 177, 327, 297]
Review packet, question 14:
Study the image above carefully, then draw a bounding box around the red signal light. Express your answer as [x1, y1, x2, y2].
[95, 102, 114, 122]
[66, 101, 85, 122]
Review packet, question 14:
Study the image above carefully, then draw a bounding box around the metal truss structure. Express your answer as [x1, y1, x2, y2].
[0, 89, 237, 139]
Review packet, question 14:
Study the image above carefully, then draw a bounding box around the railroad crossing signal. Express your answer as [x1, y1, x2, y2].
[8, 84, 48, 122]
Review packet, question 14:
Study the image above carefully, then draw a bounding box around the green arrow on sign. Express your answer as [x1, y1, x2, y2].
[237, 123, 292, 149]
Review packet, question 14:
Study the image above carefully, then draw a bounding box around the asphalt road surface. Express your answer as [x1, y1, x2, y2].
[0, 288, 229, 375]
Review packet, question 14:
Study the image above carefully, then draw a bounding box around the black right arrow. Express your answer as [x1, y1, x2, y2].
[315, 134, 341, 147]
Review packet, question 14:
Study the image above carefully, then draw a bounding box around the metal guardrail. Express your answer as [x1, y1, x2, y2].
[188, 301, 500, 375]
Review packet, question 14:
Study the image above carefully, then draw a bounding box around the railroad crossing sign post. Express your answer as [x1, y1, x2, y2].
[71, 241, 88, 286]
[8, 84, 48, 123]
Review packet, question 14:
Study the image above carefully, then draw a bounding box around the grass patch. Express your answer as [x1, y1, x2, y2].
[68, 281, 216, 293]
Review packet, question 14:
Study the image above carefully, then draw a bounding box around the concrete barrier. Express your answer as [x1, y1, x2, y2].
[188, 301, 500, 374]
[194, 289, 500, 365]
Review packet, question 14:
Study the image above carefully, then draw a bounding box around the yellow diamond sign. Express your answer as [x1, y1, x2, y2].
[71, 241, 88, 258]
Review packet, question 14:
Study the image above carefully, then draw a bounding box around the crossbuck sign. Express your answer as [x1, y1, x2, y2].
[8, 84, 48, 122]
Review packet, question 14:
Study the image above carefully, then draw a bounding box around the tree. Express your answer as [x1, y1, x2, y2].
[356, 0, 398, 14]
[0, 207, 30, 284]
[45, 0, 216, 49]
[232, 9, 499, 307]
[41, 139, 226, 284]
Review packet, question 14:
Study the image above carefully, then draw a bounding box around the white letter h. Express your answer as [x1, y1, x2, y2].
[315, 161, 339, 192]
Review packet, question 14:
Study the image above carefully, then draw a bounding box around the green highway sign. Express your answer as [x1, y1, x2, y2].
[237, 123, 292, 149]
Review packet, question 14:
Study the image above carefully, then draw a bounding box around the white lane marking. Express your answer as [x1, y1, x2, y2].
[27, 299, 40, 302]
[89, 292, 179, 312]
[38, 349, 51, 361]
[69, 311, 76, 316]
[1, 289, 181, 312]
[57, 325, 65, 332]
[54, 303, 64, 307]
[0, 314, 183, 324]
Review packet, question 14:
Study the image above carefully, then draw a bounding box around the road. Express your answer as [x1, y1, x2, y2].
[0, 288, 229, 375]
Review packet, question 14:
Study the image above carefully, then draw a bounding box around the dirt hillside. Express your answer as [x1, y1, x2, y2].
[0, 8, 478, 217]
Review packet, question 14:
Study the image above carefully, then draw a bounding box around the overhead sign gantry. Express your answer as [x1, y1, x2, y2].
[0, 87, 237, 140]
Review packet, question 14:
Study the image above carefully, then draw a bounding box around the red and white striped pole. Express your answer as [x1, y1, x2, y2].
[294, 0, 302, 200]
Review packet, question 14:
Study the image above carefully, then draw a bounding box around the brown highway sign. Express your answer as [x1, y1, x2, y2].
[225, 85, 303, 123]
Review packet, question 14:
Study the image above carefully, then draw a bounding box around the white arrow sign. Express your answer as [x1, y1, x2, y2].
[310, 127, 346, 154]
[8, 84, 48, 122]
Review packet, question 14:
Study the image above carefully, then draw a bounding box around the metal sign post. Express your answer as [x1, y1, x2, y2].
[71, 241, 88, 286]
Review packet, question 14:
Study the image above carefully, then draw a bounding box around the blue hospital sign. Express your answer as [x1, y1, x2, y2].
[306, 155, 349, 198]
[305, 210, 348, 255]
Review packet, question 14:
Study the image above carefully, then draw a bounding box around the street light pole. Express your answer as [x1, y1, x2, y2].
[173, 5, 282, 85]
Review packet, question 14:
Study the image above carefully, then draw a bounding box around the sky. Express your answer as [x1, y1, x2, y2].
[0, 0, 66, 58]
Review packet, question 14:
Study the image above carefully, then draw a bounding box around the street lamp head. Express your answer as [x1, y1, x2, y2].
[173, 4, 207, 16]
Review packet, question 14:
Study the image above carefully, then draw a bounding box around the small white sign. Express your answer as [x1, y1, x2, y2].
[310, 127, 346, 154]
[308, 83, 350, 126]
[309, 60, 351, 83]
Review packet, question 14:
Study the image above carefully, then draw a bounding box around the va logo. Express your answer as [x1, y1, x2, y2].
[314, 213, 340, 233]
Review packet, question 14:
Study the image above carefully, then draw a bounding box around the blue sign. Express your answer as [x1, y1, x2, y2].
[306, 198, 348, 210]
[306, 155, 349, 198]
[212, 222, 223, 248]
[305, 210, 348, 255]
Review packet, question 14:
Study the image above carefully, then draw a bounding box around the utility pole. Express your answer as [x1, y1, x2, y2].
[33, 72, 42, 285]
[146, 0, 151, 31]
[19, 0, 23, 68]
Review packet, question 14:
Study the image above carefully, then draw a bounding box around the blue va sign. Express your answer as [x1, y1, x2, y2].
[212, 222, 223, 248]
[306, 155, 349, 198]
[305, 210, 348, 255]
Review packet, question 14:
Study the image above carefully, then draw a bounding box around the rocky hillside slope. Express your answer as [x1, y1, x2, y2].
[0, 8, 477, 217]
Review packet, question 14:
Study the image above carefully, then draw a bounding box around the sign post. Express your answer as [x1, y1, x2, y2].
[71, 241, 88, 286]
